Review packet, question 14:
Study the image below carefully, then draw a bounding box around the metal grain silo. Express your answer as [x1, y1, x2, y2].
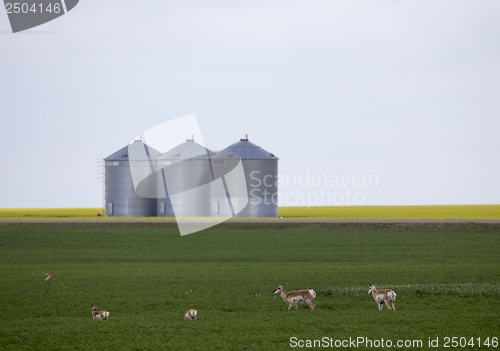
[156, 138, 214, 217]
[212, 137, 278, 218]
[103, 140, 160, 217]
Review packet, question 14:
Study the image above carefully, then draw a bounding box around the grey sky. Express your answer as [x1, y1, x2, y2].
[1, 0, 499, 207]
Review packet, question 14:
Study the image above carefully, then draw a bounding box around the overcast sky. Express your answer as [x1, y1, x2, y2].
[1, 0, 499, 208]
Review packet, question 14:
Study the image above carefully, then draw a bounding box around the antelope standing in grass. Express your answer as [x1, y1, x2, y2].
[273, 285, 316, 310]
[91, 304, 110, 320]
[367, 284, 397, 311]
[183, 308, 198, 321]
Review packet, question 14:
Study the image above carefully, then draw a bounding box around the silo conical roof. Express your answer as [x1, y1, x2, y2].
[104, 140, 161, 161]
[213, 137, 278, 160]
[158, 139, 213, 161]
[104, 145, 129, 161]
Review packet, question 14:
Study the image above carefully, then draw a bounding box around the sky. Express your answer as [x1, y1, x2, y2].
[0, 0, 499, 208]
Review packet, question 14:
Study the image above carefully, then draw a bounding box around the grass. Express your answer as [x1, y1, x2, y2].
[0, 204, 499, 220]
[0, 222, 499, 350]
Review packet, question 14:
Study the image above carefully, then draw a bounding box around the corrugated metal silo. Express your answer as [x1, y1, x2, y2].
[212, 137, 278, 218]
[103, 140, 160, 217]
[156, 139, 214, 217]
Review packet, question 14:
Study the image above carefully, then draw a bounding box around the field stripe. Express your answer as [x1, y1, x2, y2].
[318, 283, 500, 298]
[0, 205, 499, 220]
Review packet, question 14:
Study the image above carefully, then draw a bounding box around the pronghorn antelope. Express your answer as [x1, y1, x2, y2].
[273, 285, 316, 310]
[91, 304, 110, 320]
[367, 284, 397, 311]
[183, 308, 198, 321]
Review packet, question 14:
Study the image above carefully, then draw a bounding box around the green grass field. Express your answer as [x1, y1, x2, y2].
[0, 222, 499, 350]
[0, 204, 499, 220]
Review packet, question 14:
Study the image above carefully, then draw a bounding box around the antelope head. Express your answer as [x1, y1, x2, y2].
[273, 285, 284, 294]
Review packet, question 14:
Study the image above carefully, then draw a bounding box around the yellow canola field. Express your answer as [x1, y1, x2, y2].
[278, 205, 500, 220]
[0, 205, 498, 220]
